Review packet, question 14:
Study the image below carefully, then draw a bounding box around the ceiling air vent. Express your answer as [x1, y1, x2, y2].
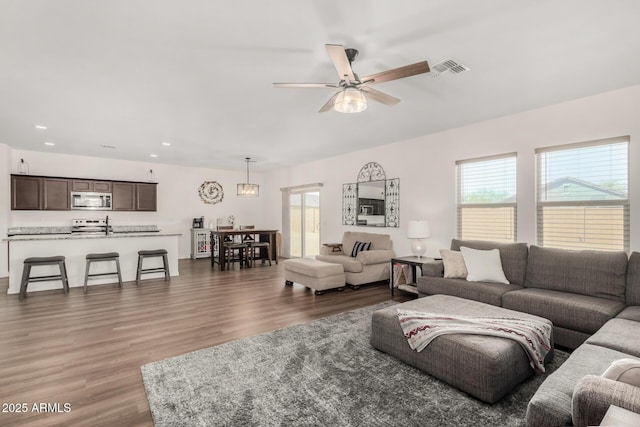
[430, 59, 470, 77]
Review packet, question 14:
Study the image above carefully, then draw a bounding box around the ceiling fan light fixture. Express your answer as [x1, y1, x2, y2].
[334, 88, 367, 113]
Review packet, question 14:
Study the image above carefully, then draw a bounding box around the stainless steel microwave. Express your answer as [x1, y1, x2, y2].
[70, 192, 112, 210]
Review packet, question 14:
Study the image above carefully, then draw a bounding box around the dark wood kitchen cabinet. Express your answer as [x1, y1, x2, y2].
[136, 183, 157, 211]
[11, 175, 42, 210]
[43, 178, 70, 210]
[112, 182, 136, 211]
[71, 179, 112, 193]
[11, 174, 157, 211]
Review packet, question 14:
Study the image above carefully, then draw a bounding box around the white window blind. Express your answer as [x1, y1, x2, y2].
[456, 153, 517, 242]
[536, 136, 629, 252]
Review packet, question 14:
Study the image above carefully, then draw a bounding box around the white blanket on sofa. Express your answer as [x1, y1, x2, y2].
[397, 310, 553, 373]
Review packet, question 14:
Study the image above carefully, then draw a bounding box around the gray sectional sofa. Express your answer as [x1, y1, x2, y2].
[416, 241, 640, 426]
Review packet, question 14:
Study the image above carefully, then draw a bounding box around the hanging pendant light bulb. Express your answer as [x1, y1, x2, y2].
[237, 157, 259, 197]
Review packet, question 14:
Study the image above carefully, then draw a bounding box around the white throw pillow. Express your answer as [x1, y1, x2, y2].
[602, 358, 640, 387]
[439, 249, 468, 279]
[459, 246, 509, 284]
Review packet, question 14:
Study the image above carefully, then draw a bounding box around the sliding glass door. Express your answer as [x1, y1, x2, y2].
[289, 191, 320, 258]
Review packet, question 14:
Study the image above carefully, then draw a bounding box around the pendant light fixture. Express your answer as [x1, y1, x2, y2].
[237, 157, 259, 197]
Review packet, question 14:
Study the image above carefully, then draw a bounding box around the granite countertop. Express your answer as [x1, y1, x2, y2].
[5, 232, 181, 242]
[4, 225, 181, 241]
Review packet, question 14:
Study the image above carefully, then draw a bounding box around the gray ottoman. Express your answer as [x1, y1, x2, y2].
[371, 294, 554, 403]
[283, 258, 345, 295]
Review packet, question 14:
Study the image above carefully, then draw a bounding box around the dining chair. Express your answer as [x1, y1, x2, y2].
[240, 225, 272, 267]
[218, 226, 248, 270]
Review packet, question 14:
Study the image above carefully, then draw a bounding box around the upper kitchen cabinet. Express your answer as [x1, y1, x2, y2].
[71, 179, 112, 193]
[112, 182, 136, 211]
[43, 178, 70, 210]
[11, 175, 42, 210]
[136, 183, 157, 211]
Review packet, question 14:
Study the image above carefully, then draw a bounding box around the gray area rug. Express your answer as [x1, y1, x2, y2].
[141, 301, 568, 426]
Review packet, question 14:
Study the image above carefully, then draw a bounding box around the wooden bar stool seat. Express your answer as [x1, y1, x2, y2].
[84, 252, 123, 293]
[136, 249, 170, 284]
[19, 255, 69, 300]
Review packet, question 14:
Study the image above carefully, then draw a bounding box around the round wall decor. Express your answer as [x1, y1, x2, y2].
[198, 181, 224, 204]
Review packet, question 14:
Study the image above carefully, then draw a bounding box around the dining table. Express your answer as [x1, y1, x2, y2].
[210, 229, 279, 271]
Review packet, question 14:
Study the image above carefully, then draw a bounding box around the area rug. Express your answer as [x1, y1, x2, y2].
[141, 301, 568, 426]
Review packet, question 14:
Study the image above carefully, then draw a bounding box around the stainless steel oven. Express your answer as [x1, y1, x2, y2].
[70, 192, 112, 210]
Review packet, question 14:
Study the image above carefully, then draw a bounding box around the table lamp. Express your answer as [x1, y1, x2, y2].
[408, 220, 430, 258]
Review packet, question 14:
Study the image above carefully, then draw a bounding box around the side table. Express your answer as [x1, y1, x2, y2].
[390, 256, 440, 296]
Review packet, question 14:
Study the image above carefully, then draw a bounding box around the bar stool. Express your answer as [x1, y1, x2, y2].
[19, 256, 69, 300]
[84, 252, 122, 293]
[136, 249, 170, 284]
[218, 226, 248, 270]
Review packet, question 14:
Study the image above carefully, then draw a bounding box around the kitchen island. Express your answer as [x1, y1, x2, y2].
[4, 232, 181, 295]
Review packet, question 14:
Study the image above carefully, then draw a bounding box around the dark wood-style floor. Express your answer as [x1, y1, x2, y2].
[0, 259, 411, 426]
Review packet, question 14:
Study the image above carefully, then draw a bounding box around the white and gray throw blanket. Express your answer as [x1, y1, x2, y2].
[397, 310, 553, 373]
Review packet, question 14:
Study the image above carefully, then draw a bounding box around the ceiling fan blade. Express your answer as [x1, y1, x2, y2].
[325, 44, 355, 81]
[273, 83, 337, 88]
[319, 92, 340, 113]
[361, 61, 430, 85]
[360, 87, 401, 105]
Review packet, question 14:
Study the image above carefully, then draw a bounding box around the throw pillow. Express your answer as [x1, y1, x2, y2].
[439, 249, 468, 279]
[459, 246, 510, 284]
[602, 358, 640, 387]
[351, 241, 372, 257]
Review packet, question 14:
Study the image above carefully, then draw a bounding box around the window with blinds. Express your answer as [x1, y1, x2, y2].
[536, 136, 629, 252]
[456, 153, 517, 242]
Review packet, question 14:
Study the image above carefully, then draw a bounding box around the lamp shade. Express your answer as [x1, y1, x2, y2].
[334, 88, 367, 113]
[408, 220, 430, 239]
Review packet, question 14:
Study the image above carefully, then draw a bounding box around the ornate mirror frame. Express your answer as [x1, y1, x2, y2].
[342, 162, 399, 227]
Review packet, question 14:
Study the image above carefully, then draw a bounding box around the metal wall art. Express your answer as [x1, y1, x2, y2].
[342, 162, 399, 228]
[198, 181, 224, 204]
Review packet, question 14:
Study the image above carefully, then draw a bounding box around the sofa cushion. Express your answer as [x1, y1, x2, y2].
[450, 239, 528, 285]
[314, 254, 363, 273]
[524, 245, 627, 302]
[626, 252, 640, 305]
[460, 247, 509, 284]
[342, 231, 391, 253]
[356, 249, 394, 266]
[617, 306, 640, 322]
[602, 358, 640, 387]
[350, 241, 371, 257]
[440, 249, 467, 278]
[526, 343, 630, 427]
[586, 318, 640, 357]
[417, 276, 521, 306]
[502, 288, 625, 335]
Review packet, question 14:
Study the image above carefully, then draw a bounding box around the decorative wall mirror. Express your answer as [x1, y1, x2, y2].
[342, 162, 399, 227]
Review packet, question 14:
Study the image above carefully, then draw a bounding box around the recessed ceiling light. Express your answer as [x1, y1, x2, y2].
[161, 141, 171, 146]
[34, 124, 48, 130]
[150, 154, 158, 158]
[44, 142, 55, 146]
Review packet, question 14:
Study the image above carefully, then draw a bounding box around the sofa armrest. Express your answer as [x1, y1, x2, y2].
[356, 249, 395, 265]
[572, 375, 640, 427]
[420, 260, 444, 277]
[320, 243, 344, 256]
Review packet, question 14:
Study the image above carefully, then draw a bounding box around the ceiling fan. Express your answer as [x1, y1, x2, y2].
[273, 44, 430, 113]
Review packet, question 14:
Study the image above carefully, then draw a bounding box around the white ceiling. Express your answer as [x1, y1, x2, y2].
[1, 1, 640, 171]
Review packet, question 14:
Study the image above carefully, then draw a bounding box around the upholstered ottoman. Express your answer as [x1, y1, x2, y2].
[371, 295, 554, 403]
[283, 258, 345, 295]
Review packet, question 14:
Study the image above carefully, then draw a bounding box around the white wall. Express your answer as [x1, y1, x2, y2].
[4, 150, 265, 269]
[264, 85, 640, 257]
[0, 144, 10, 277]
